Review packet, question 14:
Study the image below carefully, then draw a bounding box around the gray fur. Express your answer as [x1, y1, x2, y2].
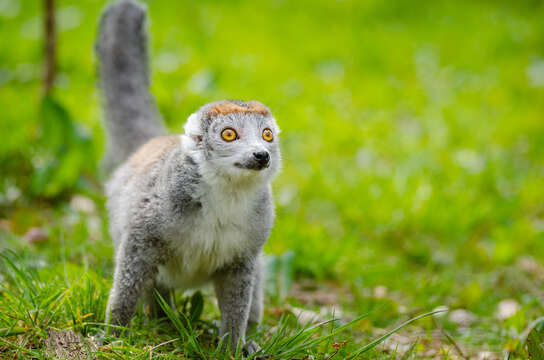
[96, 2, 281, 354]
[248, 254, 264, 326]
[96, 0, 166, 171]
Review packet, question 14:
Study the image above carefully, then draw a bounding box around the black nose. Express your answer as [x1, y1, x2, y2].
[253, 151, 270, 165]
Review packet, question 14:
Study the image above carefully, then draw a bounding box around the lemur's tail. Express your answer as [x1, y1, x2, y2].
[96, 0, 165, 171]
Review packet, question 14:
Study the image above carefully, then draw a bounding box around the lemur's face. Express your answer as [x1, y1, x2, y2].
[206, 114, 280, 175]
[185, 101, 281, 183]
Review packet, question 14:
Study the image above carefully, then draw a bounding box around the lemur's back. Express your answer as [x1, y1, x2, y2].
[105, 135, 185, 249]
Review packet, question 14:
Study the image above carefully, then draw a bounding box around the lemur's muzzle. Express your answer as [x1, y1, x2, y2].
[234, 151, 270, 170]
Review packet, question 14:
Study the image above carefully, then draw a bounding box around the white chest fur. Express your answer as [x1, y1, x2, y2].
[157, 184, 256, 289]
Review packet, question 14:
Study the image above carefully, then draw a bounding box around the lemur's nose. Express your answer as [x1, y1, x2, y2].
[253, 151, 270, 165]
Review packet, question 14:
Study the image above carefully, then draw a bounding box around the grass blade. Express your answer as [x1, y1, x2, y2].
[345, 309, 446, 359]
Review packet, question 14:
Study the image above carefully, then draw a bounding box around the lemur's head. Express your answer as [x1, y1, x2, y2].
[184, 100, 281, 183]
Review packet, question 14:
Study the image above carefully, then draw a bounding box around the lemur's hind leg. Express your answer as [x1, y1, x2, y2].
[106, 235, 165, 334]
[248, 254, 264, 327]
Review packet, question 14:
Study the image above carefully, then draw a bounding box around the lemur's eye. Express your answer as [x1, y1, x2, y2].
[262, 128, 273, 142]
[221, 128, 238, 142]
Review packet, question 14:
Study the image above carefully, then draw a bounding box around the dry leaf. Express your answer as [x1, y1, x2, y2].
[23, 227, 48, 244]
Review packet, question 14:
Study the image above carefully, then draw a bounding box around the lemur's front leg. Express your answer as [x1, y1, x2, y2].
[106, 235, 165, 333]
[213, 258, 256, 353]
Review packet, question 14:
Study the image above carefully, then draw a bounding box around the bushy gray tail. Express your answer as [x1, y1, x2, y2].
[96, 0, 165, 171]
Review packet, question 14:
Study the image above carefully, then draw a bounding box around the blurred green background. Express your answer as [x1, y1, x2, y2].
[1, 0, 544, 357]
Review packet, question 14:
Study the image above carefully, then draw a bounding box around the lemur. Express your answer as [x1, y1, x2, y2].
[95, 0, 281, 354]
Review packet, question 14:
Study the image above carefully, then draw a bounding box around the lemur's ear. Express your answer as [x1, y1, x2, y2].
[184, 113, 202, 144]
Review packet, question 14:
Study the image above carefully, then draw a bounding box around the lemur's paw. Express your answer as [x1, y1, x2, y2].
[92, 330, 106, 346]
[243, 340, 261, 356]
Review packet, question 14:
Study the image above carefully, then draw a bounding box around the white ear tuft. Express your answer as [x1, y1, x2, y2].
[184, 113, 201, 137]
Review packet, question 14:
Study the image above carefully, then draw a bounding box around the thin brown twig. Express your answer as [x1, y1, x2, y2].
[43, 0, 56, 95]
[326, 340, 347, 360]
[149, 337, 180, 351]
[432, 316, 469, 360]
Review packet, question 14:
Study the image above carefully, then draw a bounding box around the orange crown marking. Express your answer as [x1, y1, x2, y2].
[207, 101, 270, 117]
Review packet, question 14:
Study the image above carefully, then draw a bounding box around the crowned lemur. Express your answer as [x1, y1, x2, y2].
[95, 0, 280, 353]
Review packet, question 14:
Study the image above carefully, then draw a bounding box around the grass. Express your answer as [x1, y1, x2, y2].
[0, 248, 442, 359]
[1, 0, 544, 358]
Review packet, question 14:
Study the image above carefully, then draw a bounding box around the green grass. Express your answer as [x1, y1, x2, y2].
[1, 0, 544, 358]
[0, 248, 443, 359]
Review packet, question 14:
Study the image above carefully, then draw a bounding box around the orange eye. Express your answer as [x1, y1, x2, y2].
[221, 128, 238, 142]
[262, 128, 273, 142]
